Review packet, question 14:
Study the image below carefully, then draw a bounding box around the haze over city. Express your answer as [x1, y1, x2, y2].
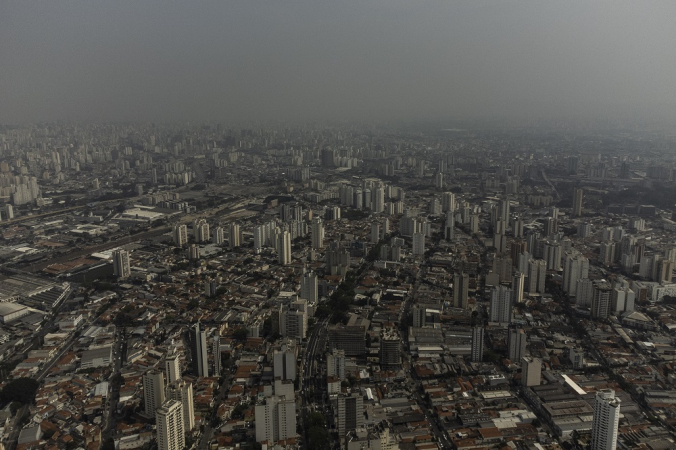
[2, 1, 676, 126]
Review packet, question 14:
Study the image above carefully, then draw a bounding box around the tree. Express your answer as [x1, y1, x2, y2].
[0, 378, 39, 405]
[232, 328, 249, 342]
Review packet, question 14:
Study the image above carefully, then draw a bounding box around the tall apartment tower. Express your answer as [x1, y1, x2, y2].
[371, 222, 380, 244]
[573, 188, 584, 217]
[113, 249, 131, 279]
[229, 223, 241, 248]
[173, 224, 188, 247]
[190, 323, 209, 377]
[489, 285, 513, 324]
[591, 389, 621, 450]
[471, 326, 484, 363]
[508, 328, 527, 362]
[212, 226, 225, 245]
[164, 353, 181, 384]
[167, 381, 195, 432]
[527, 259, 547, 294]
[412, 232, 425, 256]
[327, 349, 346, 379]
[143, 370, 165, 418]
[453, 273, 469, 309]
[441, 192, 456, 212]
[591, 282, 613, 319]
[563, 250, 589, 296]
[379, 329, 401, 369]
[156, 399, 185, 450]
[277, 230, 292, 265]
[337, 393, 364, 436]
[300, 271, 318, 302]
[521, 357, 542, 387]
[193, 218, 210, 243]
[512, 272, 525, 303]
[273, 342, 297, 381]
[255, 395, 297, 444]
[311, 218, 324, 249]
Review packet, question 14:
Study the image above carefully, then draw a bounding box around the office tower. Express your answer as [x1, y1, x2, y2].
[337, 393, 364, 436]
[164, 353, 181, 384]
[193, 218, 210, 243]
[190, 323, 208, 377]
[277, 230, 292, 265]
[591, 282, 613, 319]
[527, 259, 547, 294]
[212, 226, 224, 245]
[112, 249, 131, 279]
[563, 250, 589, 296]
[454, 273, 469, 309]
[521, 357, 541, 387]
[143, 370, 165, 418]
[273, 342, 297, 381]
[412, 232, 425, 256]
[441, 192, 456, 212]
[471, 326, 484, 363]
[229, 223, 241, 248]
[489, 286, 513, 324]
[300, 271, 318, 302]
[512, 272, 525, 303]
[508, 328, 527, 362]
[379, 329, 401, 369]
[412, 305, 426, 328]
[371, 222, 380, 244]
[281, 309, 307, 341]
[327, 349, 346, 379]
[173, 224, 188, 247]
[167, 381, 195, 432]
[591, 390, 621, 450]
[156, 399, 185, 450]
[572, 188, 583, 217]
[255, 395, 297, 444]
[311, 218, 324, 249]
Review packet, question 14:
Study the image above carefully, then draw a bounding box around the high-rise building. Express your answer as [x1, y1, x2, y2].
[212, 226, 225, 245]
[372, 186, 385, 213]
[229, 223, 241, 248]
[412, 304, 426, 328]
[173, 224, 188, 247]
[471, 326, 484, 363]
[379, 329, 401, 369]
[327, 348, 346, 379]
[454, 273, 469, 309]
[188, 244, 200, 260]
[576, 278, 594, 307]
[563, 250, 589, 296]
[300, 271, 318, 302]
[591, 282, 613, 319]
[143, 370, 165, 418]
[441, 192, 456, 212]
[527, 259, 547, 294]
[113, 249, 131, 279]
[573, 188, 584, 217]
[164, 353, 181, 384]
[489, 286, 513, 324]
[156, 399, 185, 450]
[412, 232, 425, 256]
[255, 395, 297, 444]
[190, 323, 208, 377]
[281, 309, 306, 341]
[371, 222, 380, 244]
[273, 340, 297, 381]
[337, 393, 364, 437]
[521, 357, 541, 387]
[591, 389, 621, 450]
[277, 230, 292, 265]
[508, 328, 527, 362]
[512, 272, 525, 303]
[166, 380, 195, 432]
[193, 218, 210, 243]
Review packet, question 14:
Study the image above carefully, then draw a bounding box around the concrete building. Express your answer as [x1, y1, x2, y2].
[453, 273, 469, 309]
[591, 282, 613, 319]
[379, 329, 401, 369]
[471, 326, 484, 363]
[277, 230, 291, 265]
[563, 250, 589, 296]
[311, 217, 324, 249]
[143, 370, 165, 418]
[489, 285, 513, 324]
[521, 357, 541, 387]
[255, 395, 297, 444]
[300, 271, 318, 302]
[591, 389, 621, 450]
[412, 232, 425, 256]
[327, 348, 346, 379]
[166, 381, 195, 432]
[156, 399, 184, 450]
[273, 341, 297, 381]
[229, 223, 241, 248]
[338, 393, 364, 437]
[573, 188, 583, 217]
[508, 328, 527, 362]
[190, 323, 209, 377]
[112, 249, 131, 278]
[164, 353, 181, 384]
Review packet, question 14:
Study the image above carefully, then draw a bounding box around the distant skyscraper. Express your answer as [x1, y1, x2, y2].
[489, 286, 513, 324]
[193, 218, 210, 243]
[173, 224, 188, 247]
[167, 380, 195, 432]
[229, 223, 241, 248]
[143, 370, 165, 418]
[527, 259, 547, 294]
[300, 271, 318, 302]
[454, 273, 469, 309]
[311, 218, 324, 249]
[164, 353, 181, 384]
[441, 192, 455, 212]
[591, 282, 613, 319]
[573, 188, 584, 217]
[512, 272, 525, 303]
[212, 226, 225, 245]
[563, 250, 589, 296]
[113, 249, 131, 278]
[190, 323, 208, 377]
[508, 328, 527, 362]
[156, 399, 185, 450]
[371, 222, 380, 244]
[277, 230, 292, 265]
[591, 389, 621, 450]
[471, 326, 484, 363]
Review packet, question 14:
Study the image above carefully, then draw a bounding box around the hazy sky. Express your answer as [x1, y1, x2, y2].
[1, 1, 675, 125]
